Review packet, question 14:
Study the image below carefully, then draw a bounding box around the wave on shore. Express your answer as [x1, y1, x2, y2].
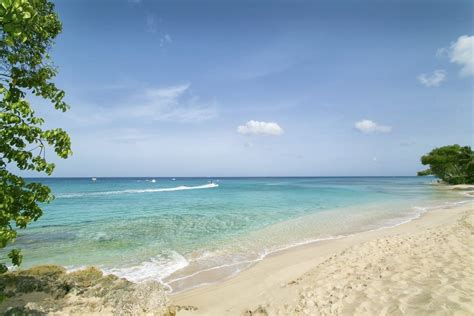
[102, 251, 189, 286]
[94, 199, 473, 294]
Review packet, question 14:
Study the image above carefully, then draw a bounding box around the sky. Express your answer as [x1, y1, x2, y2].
[21, 0, 473, 177]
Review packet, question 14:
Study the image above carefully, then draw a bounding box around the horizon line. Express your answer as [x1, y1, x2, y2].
[23, 175, 429, 179]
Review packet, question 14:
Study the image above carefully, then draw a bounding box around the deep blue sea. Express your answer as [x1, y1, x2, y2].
[11, 177, 470, 292]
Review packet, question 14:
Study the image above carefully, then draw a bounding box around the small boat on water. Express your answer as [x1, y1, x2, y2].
[91, 177, 97, 182]
[172, 178, 176, 181]
[151, 179, 156, 183]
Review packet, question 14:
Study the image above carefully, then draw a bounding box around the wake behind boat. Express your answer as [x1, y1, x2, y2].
[57, 182, 219, 199]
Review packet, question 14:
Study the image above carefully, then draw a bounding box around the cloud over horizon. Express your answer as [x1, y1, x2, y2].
[127, 84, 217, 122]
[30, 0, 472, 177]
[237, 120, 284, 136]
[63, 83, 218, 128]
[355, 120, 392, 134]
[418, 69, 446, 87]
[448, 35, 474, 77]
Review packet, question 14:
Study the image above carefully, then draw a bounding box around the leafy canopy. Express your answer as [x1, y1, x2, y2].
[0, 0, 71, 273]
[417, 145, 474, 185]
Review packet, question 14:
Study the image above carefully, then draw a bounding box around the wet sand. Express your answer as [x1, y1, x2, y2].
[172, 201, 473, 315]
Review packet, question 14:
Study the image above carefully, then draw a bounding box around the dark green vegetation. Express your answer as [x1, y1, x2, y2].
[0, 0, 71, 273]
[418, 145, 474, 184]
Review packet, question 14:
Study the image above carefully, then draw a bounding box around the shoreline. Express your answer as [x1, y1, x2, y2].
[163, 195, 470, 294]
[1, 186, 472, 314]
[15, 178, 469, 292]
[58, 193, 471, 295]
[171, 201, 473, 315]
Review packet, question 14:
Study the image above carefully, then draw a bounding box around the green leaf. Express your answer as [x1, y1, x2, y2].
[0, 0, 71, 272]
[8, 249, 22, 266]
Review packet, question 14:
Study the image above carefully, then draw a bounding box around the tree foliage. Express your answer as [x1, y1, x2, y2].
[0, 0, 71, 273]
[417, 145, 474, 184]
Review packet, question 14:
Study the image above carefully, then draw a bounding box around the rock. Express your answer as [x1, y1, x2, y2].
[66, 266, 103, 289]
[114, 280, 170, 314]
[4, 306, 46, 316]
[0, 265, 69, 299]
[0, 265, 172, 316]
[242, 306, 268, 316]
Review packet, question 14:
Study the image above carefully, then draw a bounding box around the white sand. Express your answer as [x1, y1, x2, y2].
[172, 202, 474, 315]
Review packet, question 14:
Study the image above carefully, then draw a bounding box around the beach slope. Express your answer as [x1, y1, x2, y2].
[173, 202, 473, 315]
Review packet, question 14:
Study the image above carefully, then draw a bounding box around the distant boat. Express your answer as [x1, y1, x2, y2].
[172, 178, 176, 181]
[91, 177, 97, 182]
[151, 179, 156, 183]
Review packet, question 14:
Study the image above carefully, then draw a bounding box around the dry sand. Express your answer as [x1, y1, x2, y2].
[172, 202, 474, 315]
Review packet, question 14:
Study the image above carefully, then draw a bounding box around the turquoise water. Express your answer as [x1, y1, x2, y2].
[10, 177, 470, 292]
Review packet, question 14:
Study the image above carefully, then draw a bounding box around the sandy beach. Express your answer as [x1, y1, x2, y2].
[2, 0, 472, 314]
[172, 201, 474, 315]
[0, 190, 472, 315]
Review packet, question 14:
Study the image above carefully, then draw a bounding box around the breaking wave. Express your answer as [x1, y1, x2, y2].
[101, 251, 189, 287]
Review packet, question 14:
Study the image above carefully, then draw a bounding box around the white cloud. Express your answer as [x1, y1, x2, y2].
[124, 84, 217, 123]
[160, 34, 172, 47]
[144, 14, 172, 47]
[355, 119, 392, 134]
[145, 84, 189, 99]
[449, 35, 474, 76]
[436, 47, 447, 58]
[146, 15, 157, 33]
[63, 83, 216, 125]
[237, 120, 284, 136]
[418, 69, 446, 87]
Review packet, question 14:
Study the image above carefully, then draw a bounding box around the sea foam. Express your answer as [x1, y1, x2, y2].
[102, 251, 189, 286]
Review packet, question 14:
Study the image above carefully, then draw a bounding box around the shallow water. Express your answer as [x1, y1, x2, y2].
[10, 177, 469, 292]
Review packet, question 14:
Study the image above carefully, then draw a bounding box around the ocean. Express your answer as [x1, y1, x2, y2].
[10, 177, 470, 292]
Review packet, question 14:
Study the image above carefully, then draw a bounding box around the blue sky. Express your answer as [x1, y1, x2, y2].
[25, 0, 473, 177]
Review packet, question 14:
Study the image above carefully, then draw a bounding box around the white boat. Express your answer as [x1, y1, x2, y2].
[151, 179, 156, 183]
[172, 178, 176, 181]
[91, 177, 97, 181]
